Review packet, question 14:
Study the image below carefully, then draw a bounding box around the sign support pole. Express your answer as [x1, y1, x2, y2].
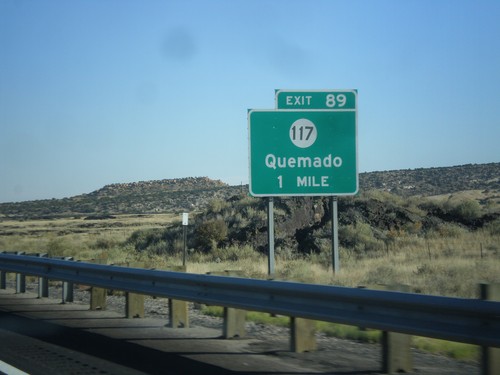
[267, 197, 275, 277]
[331, 196, 339, 273]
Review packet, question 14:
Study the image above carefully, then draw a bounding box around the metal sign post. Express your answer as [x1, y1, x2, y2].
[331, 196, 339, 273]
[267, 197, 275, 277]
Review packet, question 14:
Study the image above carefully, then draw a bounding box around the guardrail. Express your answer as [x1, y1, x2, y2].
[1, 252, 499, 374]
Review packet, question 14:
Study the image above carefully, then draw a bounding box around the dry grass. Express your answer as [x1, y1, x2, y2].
[0, 214, 177, 262]
[426, 189, 500, 215]
[1, 213, 498, 361]
[2, 214, 498, 297]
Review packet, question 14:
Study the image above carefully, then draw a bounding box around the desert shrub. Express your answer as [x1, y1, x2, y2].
[485, 218, 500, 236]
[91, 237, 117, 250]
[127, 228, 164, 251]
[403, 221, 423, 235]
[275, 244, 303, 261]
[195, 219, 228, 250]
[244, 206, 259, 220]
[403, 197, 427, 216]
[273, 207, 287, 217]
[418, 199, 443, 214]
[308, 238, 333, 268]
[146, 239, 169, 255]
[46, 237, 69, 257]
[449, 199, 482, 221]
[210, 244, 257, 262]
[432, 223, 468, 238]
[234, 195, 259, 209]
[207, 198, 229, 214]
[362, 189, 404, 206]
[228, 212, 249, 228]
[340, 223, 384, 254]
[364, 265, 397, 285]
[278, 260, 330, 283]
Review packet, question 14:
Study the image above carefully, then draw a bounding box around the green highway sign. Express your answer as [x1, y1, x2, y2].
[248, 107, 357, 196]
[275, 89, 357, 110]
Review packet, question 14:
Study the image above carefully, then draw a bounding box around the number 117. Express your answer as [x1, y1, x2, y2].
[291, 125, 314, 141]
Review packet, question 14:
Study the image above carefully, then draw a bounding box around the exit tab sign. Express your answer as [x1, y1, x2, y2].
[248, 89, 358, 197]
[275, 89, 356, 110]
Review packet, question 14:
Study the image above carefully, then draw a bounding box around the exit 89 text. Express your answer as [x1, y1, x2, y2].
[285, 93, 347, 108]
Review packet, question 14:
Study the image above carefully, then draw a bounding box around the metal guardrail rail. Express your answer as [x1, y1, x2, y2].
[1, 253, 499, 348]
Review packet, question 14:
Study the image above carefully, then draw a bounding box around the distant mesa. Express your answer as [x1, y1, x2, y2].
[0, 164, 498, 220]
[92, 176, 227, 197]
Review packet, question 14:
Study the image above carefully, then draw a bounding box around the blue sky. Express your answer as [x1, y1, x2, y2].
[1, 0, 499, 203]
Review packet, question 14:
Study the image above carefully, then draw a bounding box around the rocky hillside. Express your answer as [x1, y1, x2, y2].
[150, 164, 499, 257]
[0, 177, 242, 219]
[89, 177, 227, 197]
[0, 163, 498, 220]
[360, 163, 499, 196]
[131, 186, 500, 259]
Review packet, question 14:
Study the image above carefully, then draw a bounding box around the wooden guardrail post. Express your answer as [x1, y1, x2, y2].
[223, 306, 246, 338]
[0, 251, 5, 289]
[481, 283, 500, 375]
[291, 317, 317, 353]
[90, 286, 107, 310]
[62, 257, 74, 303]
[12, 251, 26, 294]
[0, 267, 5, 289]
[371, 284, 413, 374]
[125, 262, 145, 318]
[15, 272, 26, 294]
[0, 270, 5, 289]
[207, 270, 247, 338]
[62, 279, 74, 303]
[382, 330, 412, 374]
[37, 253, 49, 298]
[167, 265, 189, 328]
[168, 298, 189, 328]
[50, 256, 75, 303]
[126, 292, 145, 318]
[89, 257, 108, 310]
